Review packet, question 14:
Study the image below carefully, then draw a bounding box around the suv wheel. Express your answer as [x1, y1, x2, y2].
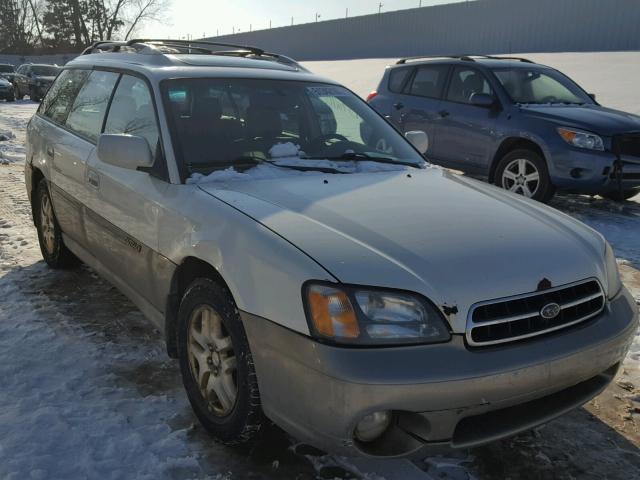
[34, 179, 80, 268]
[29, 86, 40, 102]
[6, 92, 15, 102]
[177, 278, 265, 445]
[601, 189, 639, 202]
[496, 149, 555, 202]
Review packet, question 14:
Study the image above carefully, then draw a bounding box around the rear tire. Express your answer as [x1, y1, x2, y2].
[6, 93, 14, 102]
[177, 278, 265, 446]
[601, 189, 639, 202]
[29, 86, 40, 103]
[495, 149, 555, 203]
[34, 179, 80, 268]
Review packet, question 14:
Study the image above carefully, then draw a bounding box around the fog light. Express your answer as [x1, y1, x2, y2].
[354, 411, 392, 442]
[570, 168, 583, 179]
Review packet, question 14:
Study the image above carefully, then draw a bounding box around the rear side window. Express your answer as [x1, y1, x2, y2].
[388, 67, 411, 93]
[446, 67, 493, 104]
[39, 69, 90, 124]
[104, 74, 159, 152]
[408, 65, 449, 99]
[65, 70, 119, 143]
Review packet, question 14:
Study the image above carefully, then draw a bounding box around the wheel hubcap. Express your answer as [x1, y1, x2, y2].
[40, 193, 55, 254]
[187, 305, 237, 416]
[501, 158, 540, 198]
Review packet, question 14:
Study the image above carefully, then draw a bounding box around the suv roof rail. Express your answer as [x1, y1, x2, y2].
[81, 39, 307, 71]
[396, 54, 534, 65]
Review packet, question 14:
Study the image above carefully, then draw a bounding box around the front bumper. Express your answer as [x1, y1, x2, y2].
[242, 287, 638, 457]
[548, 146, 640, 193]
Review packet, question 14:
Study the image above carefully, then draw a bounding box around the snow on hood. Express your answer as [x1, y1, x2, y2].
[199, 167, 606, 333]
[186, 142, 425, 184]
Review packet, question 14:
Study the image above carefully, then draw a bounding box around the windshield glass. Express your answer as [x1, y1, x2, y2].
[162, 78, 424, 180]
[0, 65, 15, 73]
[492, 67, 593, 105]
[32, 66, 60, 76]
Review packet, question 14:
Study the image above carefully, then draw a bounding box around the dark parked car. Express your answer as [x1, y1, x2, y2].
[0, 63, 17, 85]
[368, 55, 640, 202]
[14, 64, 60, 102]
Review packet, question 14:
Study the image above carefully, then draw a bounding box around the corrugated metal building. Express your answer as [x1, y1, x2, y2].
[206, 0, 640, 60]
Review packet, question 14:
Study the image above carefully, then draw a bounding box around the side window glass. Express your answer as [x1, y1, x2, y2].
[40, 69, 90, 124]
[65, 70, 119, 143]
[408, 65, 449, 99]
[446, 67, 493, 104]
[104, 74, 159, 152]
[388, 67, 411, 93]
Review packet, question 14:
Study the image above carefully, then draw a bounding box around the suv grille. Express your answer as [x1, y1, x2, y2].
[467, 279, 605, 347]
[613, 132, 640, 159]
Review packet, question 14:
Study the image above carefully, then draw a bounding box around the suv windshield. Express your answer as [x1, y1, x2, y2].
[32, 65, 60, 76]
[162, 78, 424, 178]
[0, 65, 15, 73]
[492, 67, 593, 105]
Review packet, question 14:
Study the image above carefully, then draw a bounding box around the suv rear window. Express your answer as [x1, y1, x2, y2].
[388, 67, 411, 93]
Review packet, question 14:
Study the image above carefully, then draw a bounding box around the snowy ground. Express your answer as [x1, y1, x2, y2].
[1, 52, 640, 479]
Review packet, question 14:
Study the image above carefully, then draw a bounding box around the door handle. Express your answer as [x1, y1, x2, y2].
[438, 110, 450, 118]
[87, 171, 100, 189]
[393, 102, 404, 110]
[46, 146, 54, 157]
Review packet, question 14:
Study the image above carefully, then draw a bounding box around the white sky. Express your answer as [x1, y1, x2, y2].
[140, 0, 466, 39]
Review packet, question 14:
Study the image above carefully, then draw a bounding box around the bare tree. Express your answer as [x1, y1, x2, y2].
[123, 0, 168, 40]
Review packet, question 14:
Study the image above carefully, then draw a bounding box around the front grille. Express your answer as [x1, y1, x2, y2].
[612, 132, 640, 159]
[466, 279, 605, 347]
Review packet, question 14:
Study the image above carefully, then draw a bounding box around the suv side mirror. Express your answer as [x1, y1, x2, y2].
[588, 93, 596, 101]
[405, 130, 429, 154]
[470, 93, 495, 108]
[97, 134, 153, 170]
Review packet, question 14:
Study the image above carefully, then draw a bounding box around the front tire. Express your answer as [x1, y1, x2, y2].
[177, 278, 265, 446]
[495, 149, 555, 203]
[29, 86, 40, 102]
[34, 179, 80, 268]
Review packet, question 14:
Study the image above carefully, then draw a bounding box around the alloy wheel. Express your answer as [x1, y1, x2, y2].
[40, 192, 56, 255]
[501, 158, 540, 198]
[187, 305, 238, 416]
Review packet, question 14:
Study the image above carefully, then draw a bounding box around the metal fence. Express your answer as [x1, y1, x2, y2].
[206, 0, 640, 61]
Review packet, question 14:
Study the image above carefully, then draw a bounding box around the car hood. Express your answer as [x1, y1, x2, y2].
[520, 104, 640, 135]
[198, 168, 606, 333]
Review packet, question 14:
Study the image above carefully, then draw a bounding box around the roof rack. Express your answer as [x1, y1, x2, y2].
[396, 54, 533, 64]
[81, 39, 307, 71]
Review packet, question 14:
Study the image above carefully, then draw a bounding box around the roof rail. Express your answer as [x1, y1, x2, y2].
[81, 39, 307, 70]
[396, 54, 534, 65]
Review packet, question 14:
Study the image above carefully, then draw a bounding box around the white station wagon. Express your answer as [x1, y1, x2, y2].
[25, 40, 638, 457]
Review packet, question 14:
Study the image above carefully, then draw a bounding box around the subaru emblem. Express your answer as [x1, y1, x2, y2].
[540, 303, 561, 319]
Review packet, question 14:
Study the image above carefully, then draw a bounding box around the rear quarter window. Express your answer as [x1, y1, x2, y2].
[39, 69, 90, 124]
[388, 67, 412, 93]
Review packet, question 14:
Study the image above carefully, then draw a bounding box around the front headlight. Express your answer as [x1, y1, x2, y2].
[604, 242, 622, 299]
[304, 283, 451, 345]
[557, 127, 604, 151]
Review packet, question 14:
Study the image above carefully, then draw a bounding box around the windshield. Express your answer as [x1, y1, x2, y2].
[32, 66, 60, 76]
[0, 65, 15, 73]
[162, 78, 424, 179]
[492, 67, 593, 105]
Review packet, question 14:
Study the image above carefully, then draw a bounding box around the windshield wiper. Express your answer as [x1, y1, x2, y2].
[263, 159, 345, 174]
[305, 152, 421, 167]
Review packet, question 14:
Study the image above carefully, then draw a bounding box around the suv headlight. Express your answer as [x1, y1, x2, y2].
[303, 283, 451, 345]
[557, 127, 604, 151]
[604, 242, 622, 299]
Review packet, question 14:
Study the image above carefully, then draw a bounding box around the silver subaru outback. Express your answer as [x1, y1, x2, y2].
[24, 39, 638, 458]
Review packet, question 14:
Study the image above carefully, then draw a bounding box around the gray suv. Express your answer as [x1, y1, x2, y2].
[368, 55, 640, 202]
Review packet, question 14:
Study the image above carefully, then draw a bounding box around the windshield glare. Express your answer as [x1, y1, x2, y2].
[32, 66, 60, 76]
[162, 78, 424, 178]
[493, 67, 592, 105]
[0, 65, 15, 73]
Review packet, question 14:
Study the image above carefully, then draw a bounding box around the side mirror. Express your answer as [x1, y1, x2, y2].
[405, 130, 429, 154]
[588, 93, 596, 101]
[470, 93, 495, 108]
[97, 134, 153, 170]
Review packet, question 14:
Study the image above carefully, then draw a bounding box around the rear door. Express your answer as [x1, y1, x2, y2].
[390, 64, 449, 157]
[37, 69, 93, 244]
[434, 66, 498, 172]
